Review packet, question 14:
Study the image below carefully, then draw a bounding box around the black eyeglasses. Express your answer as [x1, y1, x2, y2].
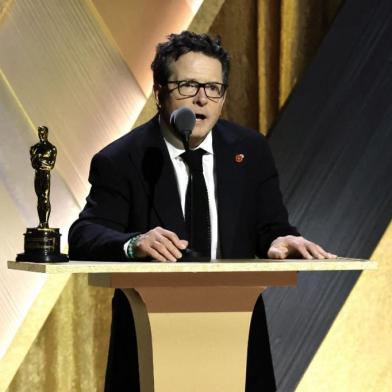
[166, 80, 227, 99]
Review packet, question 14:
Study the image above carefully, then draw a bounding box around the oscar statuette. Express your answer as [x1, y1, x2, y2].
[16, 126, 68, 262]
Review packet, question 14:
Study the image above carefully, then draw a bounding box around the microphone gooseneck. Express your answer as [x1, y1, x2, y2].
[169, 107, 196, 151]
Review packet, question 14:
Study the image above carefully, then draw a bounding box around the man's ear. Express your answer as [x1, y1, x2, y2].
[221, 91, 227, 105]
[153, 84, 162, 110]
[218, 90, 227, 108]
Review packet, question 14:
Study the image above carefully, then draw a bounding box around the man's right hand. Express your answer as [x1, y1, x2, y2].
[134, 227, 188, 262]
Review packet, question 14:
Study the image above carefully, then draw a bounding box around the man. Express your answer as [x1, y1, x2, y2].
[69, 31, 335, 391]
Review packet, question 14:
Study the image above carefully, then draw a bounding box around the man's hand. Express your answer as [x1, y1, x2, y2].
[134, 227, 188, 262]
[267, 235, 337, 260]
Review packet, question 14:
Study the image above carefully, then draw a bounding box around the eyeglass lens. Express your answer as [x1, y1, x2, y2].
[177, 81, 225, 98]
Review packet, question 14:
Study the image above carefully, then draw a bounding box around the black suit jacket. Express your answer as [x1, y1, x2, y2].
[69, 115, 297, 260]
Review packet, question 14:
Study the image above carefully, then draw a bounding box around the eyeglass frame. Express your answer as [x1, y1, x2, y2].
[165, 80, 228, 99]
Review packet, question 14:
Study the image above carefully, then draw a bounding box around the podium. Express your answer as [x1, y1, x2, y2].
[8, 258, 376, 392]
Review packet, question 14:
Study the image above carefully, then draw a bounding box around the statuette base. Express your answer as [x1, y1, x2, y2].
[16, 228, 68, 263]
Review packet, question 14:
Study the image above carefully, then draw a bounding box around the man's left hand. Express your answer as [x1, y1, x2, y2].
[267, 235, 337, 259]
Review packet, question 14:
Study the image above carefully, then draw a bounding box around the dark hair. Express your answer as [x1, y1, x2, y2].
[151, 31, 230, 86]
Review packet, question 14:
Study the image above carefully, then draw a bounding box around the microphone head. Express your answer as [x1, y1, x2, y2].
[169, 107, 196, 139]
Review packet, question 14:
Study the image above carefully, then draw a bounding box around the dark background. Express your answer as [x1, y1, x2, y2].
[264, 0, 392, 390]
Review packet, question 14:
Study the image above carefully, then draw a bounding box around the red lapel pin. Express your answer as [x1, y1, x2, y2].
[235, 154, 245, 163]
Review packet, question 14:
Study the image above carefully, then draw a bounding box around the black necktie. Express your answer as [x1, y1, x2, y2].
[181, 149, 211, 258]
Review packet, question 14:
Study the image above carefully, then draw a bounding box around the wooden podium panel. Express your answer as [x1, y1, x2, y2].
[8, 259, 376, 391]
[87, 266, 299, 390]
[88, 269, 296, 313]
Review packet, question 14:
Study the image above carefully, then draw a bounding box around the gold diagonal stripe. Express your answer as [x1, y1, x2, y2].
[296, 221, 392, 392]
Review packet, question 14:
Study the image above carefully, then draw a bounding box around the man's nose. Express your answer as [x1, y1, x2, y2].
[193, 87, 208, 105]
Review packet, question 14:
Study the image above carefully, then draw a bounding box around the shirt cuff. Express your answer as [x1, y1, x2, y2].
[123, 238, 132, 258]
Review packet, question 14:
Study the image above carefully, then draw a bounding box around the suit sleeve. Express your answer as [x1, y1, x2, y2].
[68, 152, 139, 261]
[254, 136, 300, 257]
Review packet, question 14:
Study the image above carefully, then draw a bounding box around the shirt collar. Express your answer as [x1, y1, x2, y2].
[160, 116, 214, 160]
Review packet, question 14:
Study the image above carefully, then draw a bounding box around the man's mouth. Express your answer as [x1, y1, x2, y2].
[195, 113, 206, 121]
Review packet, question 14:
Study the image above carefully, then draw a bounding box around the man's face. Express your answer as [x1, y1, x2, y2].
[156, 51, 226, 147]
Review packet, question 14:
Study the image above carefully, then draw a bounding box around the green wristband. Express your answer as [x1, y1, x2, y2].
[127, 235, 142, 259]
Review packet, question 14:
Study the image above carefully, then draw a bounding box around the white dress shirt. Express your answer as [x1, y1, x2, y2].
[124, 119, 220, 260]
[161, 120, 219, 260]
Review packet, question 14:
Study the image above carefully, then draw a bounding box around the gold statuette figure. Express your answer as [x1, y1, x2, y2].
[17, 126, 68, 262]
[31, 126, 56, 228]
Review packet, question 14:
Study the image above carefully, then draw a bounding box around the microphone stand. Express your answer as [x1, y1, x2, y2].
[181, 130, 190, 152]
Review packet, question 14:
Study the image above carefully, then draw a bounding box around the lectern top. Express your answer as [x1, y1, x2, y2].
[8, 258, 376, 274]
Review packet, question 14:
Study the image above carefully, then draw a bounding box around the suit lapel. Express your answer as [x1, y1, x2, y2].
[213, 122, 245, 257]
[131, 117, 187, 238]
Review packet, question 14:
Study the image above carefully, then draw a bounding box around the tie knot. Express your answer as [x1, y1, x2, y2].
[181, 149, 206, 172]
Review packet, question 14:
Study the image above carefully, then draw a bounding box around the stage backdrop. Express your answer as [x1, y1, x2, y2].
[2, 0, 391, 391]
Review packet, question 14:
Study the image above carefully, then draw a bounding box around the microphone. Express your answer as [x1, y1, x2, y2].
[170, 107, 195, 151]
